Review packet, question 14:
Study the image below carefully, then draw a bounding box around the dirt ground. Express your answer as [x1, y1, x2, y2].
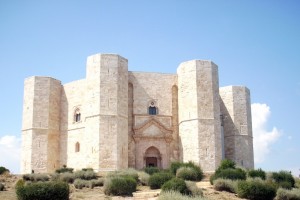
[0, 173, 246, 200]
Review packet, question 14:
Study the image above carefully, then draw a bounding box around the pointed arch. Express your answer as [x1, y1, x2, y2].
[75, 142, 80, 152]
[74, 108, 81, 122]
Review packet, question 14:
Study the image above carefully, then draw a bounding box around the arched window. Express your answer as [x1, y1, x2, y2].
[74, 108, 81, 122]
[148, 100, 157, 115]
[149, 106, 157, 115]
[75, 142, 80, 152]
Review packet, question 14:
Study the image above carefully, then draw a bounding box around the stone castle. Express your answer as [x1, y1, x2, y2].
[21, 53, 254, 174]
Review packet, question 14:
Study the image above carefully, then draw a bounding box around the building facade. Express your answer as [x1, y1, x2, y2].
[21, 53, 254, 174]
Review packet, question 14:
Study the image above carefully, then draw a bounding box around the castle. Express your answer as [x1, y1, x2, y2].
[21, 53, 254, 174]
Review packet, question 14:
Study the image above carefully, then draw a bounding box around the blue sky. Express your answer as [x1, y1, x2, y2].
[0, 0, 299, 175]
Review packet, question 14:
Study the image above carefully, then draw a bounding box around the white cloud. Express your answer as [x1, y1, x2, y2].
[0, 135, 21, 174]
[251, 103, 281, 164]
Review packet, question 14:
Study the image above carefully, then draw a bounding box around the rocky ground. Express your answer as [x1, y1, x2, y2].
[0, 173, 246, 200]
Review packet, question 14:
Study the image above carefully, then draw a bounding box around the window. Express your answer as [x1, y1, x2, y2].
[74, 108, 81, 122]
[149, 106, 157, 115]
[75, 142, 80, 152]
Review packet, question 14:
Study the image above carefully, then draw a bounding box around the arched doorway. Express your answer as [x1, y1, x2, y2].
[144, 146, 161, 168]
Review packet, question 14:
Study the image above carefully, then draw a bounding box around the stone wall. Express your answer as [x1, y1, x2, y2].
[219, 86, 254, 169]
[177, 60, 222, 172]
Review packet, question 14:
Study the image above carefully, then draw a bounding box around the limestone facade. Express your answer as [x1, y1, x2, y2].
[21, 53, 254, 174]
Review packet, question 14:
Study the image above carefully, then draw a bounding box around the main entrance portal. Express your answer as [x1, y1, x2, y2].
[144, 146, 161, 168]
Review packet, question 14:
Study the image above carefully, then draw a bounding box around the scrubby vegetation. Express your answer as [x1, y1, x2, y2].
[248, 168, 266, 180]
[159, 190, 207, 200]
[185, 181, 203, 197]
[138, 171, 150, 185]
[0, 166, 9, 175]
[107, 168, 139, 181]
[272, 170, 295, 189]
[104, 176, 137, 196]
[237, 178, 276, 200]
[213, 178, 237, 193]
[22, 173, 50, 182]
[149, 172, 174, 189]
[144, 166, 160, 175]
[55, 165, 74, 174]
[15, 180, 69, 200]
[170, 161, 203, 181]
[161, 178, 191, 195]
[276, 188, 300, 200]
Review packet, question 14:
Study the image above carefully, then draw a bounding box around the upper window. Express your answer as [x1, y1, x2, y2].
[148, 100, 158, 115]
[74, 108, 81, 122]
[149, 106, 157, 115]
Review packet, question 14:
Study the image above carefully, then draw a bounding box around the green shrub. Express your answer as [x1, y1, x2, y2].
[107, 168, 139, 181]
[0, 166, 9, 175]
[90, 178, 104, 188]
[276, 188, 300, 200]
[23, 173, 50, 182]
[272, 171, 295, 188]
[138, 171, 150, 185]
[15, 181, 69, 200]
[248, 168, 266, 180]
[161, 178, 190, 195]
[74, 170, 97, 180]
[74, 179, 89, 189]
[170, 162, 203, 181]
[59, 172, 75, 183]
[211, 168, 246, 184]
[0, 183, 4, 191]
[104, 176, 137, 196]
[149, 172, 174, 189]
[55, 166, 73, 173]
[82, 168, 94, 171]
[215, 159, 236, 173]
[170, 162, 183, 175]
[278, 181, 293, 190]
[296, 178, 300, 189]
[237, 179, 276, 200]
[213, 178, 237, 193]
[176, 167, 198, 181]
[185, 181, 203, 197]
[144, 167, 160, 175]
[159, 190, 207, 200]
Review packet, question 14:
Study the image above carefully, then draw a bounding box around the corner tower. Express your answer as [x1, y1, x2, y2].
[219, 86, 254, 169]
[85, 54, 128, 171]
[177, 60, 222, 172]
[21, 77, 61, 173]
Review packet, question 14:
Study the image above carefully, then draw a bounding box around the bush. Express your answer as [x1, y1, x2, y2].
[15, 181, 69, 200]
[185, 181, 203, 197]
[90, 178, 104, 188]
[170, 162, 183, 175]
[211, 168, 246, 184]
[296, 178, 300, 189]
[55, 166, 73, 174]
[59, 172, 75, 183]
[74, 179, 89, 189]
[138, 171, 150, 185]
[161, 178, 190, 195]
[276, 188, 300, 200]
[0, 183, 4, 191]
[215, 159, 236, 173]
[213, 178, 237, 193]
[176, 167, 199, 181]
[248, 168, 266, 180]
[74, 170, 97, 180]
[107, 168, 139, 182]
[272, 171, 295, 188]
[23, 173, 49, 182]
[144, 167, 160, 175]
[104, 176, 137, 196]
[82, 168, 94, 171]
[170, 162, 203, 181]
[0, 166, 9, 175]
[237, 179, 276, 200]
[149, 172, 174, 189]
[159, 190, 207, 200]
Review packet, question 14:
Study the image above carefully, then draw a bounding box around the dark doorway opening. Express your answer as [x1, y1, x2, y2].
[146, 157, 157, 167]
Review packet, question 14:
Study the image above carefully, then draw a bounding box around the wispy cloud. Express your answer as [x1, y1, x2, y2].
[251, 103, 281, 164]
[0, 135, 21, 174]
